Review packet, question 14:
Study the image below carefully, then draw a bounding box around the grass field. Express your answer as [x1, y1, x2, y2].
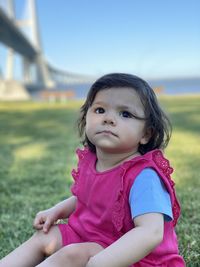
[0, 96, 200, 266]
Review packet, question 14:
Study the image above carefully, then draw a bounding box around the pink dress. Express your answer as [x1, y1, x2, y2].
[59, 148, 185, 266]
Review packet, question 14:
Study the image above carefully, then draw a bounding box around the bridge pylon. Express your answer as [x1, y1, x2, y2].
[4, 0, 54, 88]
[5, 0, 14, 80]
[28, 0, 54, 88]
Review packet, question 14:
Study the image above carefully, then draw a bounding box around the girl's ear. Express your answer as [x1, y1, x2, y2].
[140, 127, 152, 145]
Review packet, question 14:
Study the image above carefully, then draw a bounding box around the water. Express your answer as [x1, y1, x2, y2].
[148, 77, 200, 95]
[31, 77, 200, 100]
[65, 78, 200, 98]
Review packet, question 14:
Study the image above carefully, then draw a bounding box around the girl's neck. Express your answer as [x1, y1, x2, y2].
[95, 149, 140, 172]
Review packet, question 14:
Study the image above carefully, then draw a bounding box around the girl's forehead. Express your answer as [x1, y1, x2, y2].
[93, 87, 142, 106]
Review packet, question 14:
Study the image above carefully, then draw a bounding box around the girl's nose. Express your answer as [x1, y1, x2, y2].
[103, 113, 116, 125]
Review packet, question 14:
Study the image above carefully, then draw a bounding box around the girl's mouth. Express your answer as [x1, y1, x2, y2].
[97, 130, 117, 137]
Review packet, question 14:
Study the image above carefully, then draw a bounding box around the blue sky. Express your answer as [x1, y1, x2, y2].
[1, 0, 200, 79]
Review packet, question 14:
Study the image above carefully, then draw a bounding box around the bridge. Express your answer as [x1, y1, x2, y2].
[0, 0, 95, 100]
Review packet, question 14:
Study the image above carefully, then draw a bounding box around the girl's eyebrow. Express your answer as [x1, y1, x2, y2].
[92, 102, 134, 111]
[117, 105, 133, 110]
[93, 102, 131, 108]
[92, 101, 106, 106]
[116, 104, 137, 113]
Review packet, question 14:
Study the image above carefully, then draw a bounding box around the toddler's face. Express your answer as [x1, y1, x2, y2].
[85, 87, 150, 155]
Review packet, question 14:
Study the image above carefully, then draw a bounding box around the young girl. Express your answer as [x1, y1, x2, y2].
[0, 73, 185, 267]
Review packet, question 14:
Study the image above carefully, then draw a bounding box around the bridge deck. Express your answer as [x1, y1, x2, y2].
[0, 7, 37, 60]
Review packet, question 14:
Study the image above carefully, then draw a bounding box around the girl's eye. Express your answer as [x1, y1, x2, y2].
[95, 107, 105, 114]
[120, 111, 132, 118]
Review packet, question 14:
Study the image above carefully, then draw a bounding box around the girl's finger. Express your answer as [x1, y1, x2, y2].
[43, 219, 51, 233]
[33, 216, 45, 229]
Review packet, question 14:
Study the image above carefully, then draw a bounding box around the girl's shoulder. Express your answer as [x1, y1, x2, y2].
[128, 149, 173, 177]
[75, 146, 96, 162]
[145, 149, 173, 177]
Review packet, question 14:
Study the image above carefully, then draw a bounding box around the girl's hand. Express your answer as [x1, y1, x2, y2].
[33, 207, 58, 233]
[33, 197, 77, 234]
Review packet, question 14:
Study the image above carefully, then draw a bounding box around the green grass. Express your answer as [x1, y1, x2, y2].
[0, 96, 200, 266]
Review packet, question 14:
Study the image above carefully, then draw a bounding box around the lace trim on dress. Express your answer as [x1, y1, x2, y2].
[152, 150, 181, 226]
[71, 147, 89, 195]
[112, 167, 126, 232]
[71, 168, 79, 195]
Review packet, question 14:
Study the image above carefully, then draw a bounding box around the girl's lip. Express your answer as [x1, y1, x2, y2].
[97, 130, 117, 137]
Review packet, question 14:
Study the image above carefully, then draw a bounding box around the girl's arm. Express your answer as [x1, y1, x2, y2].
[86, 212, 164, 267]
[33, 196, 77, 233]
[52, 195, 77, 219]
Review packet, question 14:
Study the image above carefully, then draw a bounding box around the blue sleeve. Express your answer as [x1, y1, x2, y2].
[129, 168, 173, 221]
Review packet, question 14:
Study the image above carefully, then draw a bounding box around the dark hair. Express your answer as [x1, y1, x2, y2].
[78, 73, 172, 155]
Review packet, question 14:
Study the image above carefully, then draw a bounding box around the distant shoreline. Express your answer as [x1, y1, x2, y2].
[29, 77, 200, 100]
